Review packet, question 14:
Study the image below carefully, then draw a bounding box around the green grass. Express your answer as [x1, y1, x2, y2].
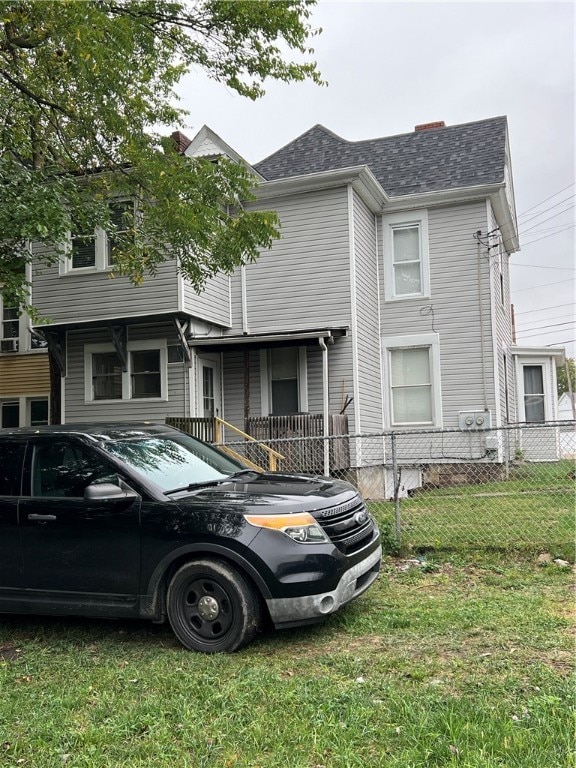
[370, 460, 575, 559]
[1, 552, 574, 768]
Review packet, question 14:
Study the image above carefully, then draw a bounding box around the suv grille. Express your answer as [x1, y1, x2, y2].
[314, 496, 374, 555]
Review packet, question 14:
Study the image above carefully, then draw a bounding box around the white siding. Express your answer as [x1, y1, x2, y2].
[379, 201, 495, 429]
[64, 323, 186, 423]
[31, 248, 180, 324]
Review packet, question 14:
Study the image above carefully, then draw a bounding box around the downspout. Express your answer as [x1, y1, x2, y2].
[241, 266, 249, 334]
[319, 336, 330, 476]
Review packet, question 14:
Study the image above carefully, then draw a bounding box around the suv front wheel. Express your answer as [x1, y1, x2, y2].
[167, 559, 261, 653]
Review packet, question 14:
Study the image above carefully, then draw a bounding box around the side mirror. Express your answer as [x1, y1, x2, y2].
[84, 483, 139, 502]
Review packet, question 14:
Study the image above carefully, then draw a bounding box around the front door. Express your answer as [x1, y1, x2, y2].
[19, 437, 141, 605]
[198, 355, 222, 419]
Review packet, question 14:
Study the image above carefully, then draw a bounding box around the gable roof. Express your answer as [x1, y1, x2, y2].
[254, 116, 508, 198]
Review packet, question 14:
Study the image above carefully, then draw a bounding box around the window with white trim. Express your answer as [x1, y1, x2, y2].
[522, 365, 545, 423]
[260, 347, 308, 416]
[383, 334, 441, 427]
[62, 200, 134, 274]
[383, 210, 430, 301]
[85, 341, 167, 402]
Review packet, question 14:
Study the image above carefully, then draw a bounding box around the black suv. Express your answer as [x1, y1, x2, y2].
[0, 423, 381, 652]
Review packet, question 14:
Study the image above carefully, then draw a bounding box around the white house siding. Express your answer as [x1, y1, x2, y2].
[31, 248, 180, 325]
[64, 323, 186, 424]
[487, 202, 516, 425]
[352, 190, 383, 435]
[379, 200, 496, 429]
[240, 188, 353, 333]
[183, 273, 231, 327]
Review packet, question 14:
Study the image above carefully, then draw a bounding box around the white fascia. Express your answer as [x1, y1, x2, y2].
[384, 183, 519, 254]
[254, 165, 389, 214]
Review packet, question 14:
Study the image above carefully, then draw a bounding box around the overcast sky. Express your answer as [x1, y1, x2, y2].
[177, 0, 575, 358]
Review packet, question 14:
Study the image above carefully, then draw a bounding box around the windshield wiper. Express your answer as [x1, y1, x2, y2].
[165, 479, 228, 496]
[164, 469, 261, 496]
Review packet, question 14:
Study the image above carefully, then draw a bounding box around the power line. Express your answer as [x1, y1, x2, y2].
[518, 205, 576, 237]
[520, 224, 576, 248]
[510, 263, 575, 271]
[517, 193, 576, 227]
[517, 181, 576, 219]
[515, 302, 575, 315]
[512, 277, 575, 293]
[516, 320, 575, 334]
[516, 314, 576, 330]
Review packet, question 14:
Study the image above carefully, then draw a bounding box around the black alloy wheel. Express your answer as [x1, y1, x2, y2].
[167, 559, 261, 653]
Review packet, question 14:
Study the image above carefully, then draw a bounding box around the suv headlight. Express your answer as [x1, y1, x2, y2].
[244, 512, 330, 544]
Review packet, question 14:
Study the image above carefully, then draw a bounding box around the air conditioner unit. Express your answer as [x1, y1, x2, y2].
[458, 410, 492, 430]
[0, 338, 19, 353]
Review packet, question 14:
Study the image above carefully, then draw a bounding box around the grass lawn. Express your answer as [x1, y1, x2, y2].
[0, 550, 573, 768]
[370, 459, 575, 559]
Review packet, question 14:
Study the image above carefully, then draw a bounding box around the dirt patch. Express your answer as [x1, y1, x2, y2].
[0, 644, 22, 663]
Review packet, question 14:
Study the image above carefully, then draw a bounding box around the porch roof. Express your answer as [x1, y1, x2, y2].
[188, 327, 348, 352]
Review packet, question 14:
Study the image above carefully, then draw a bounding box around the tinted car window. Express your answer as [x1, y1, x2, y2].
[0, 441, 25, 496]
[32, 441, 117, 498]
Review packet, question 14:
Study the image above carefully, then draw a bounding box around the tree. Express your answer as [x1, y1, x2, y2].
[0, 0, 322, 310]
[557, 357, 575, 398]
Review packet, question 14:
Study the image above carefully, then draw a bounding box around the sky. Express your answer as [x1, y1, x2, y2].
[176, 0, 575, 358]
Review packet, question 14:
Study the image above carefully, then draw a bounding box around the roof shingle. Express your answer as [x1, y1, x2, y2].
[254, 117, 508, 197]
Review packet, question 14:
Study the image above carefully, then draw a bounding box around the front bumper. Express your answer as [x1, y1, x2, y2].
[266, 544, 382, 629]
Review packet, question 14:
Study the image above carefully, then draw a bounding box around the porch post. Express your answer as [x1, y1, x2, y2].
[319, 337, 330, 476]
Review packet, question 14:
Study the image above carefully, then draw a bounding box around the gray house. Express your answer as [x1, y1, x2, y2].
[29, 117, 564, 486]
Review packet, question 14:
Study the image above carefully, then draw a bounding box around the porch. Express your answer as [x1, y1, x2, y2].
[166, 413, 349, 474]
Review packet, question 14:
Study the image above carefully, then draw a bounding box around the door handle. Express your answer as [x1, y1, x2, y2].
[28, 514, 57, 521]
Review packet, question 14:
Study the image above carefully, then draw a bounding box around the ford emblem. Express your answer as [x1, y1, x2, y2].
[354, 510, 368, 525]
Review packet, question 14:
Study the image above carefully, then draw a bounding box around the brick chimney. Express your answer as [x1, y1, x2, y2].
[415, 121, 446, 132]
[170, 130, 192, 153]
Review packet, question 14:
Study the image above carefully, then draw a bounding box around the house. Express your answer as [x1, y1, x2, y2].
[25, 117, 565, 490]
[558, 392, 576, 458]
[0, 282, 49, 428]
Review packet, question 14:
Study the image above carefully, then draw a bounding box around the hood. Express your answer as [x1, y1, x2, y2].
[173, 472, 359, 516]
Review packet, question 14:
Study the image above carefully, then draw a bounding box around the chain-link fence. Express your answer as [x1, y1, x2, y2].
[217, 422, 575, 554]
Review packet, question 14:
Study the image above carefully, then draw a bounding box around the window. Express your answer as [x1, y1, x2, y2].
[383, 334, 442, 427]
[2, 306, 19, 339]
[0, 441, 25, 496]
[85, 341, 167, 402]
[202, 365, 215, 417]
[260, 347, 308, 416]
[93, 352, 123, 400]
[29, 399, 49, 426]
[383, 210, 430, 301]
[1, 401, 19, 428]
[32, 441, 117, 498]
[107, 201, 134, 267]
[131, 350, 161, 399]
[270, 348, 299, 415]
[62, 201, 134, 274]
[523, 365, 545, 422]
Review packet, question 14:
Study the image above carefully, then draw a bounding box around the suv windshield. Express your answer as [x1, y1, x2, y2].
[102, 433, 243, 493]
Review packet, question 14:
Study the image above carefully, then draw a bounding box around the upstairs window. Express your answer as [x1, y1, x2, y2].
[107, 201, 134, 267]
[63, 200, 134, 274]
[383, 210, 430, 301]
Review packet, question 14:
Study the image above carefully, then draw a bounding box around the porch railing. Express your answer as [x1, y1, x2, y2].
[166, 416, 284, 472]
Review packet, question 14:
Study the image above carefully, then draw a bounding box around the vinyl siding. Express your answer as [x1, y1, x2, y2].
[64, 323, 187, 423]
[379, 201, 494, 428]
[238, 187, 353, 333]
[183, 273, 232, 327]
[487, 202, 516, 424]
[31, 247, 180, 324]
[0, 353, 50, 397]
[352, 190, 383, 432]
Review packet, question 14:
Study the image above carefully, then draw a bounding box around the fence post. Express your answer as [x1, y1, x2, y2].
[391, 432, 402, 547]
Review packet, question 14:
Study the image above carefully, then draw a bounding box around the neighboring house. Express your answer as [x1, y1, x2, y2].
[27, 117, 565, 490]
[0, 286, 50, 428]
[558, 392, 576, 458]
